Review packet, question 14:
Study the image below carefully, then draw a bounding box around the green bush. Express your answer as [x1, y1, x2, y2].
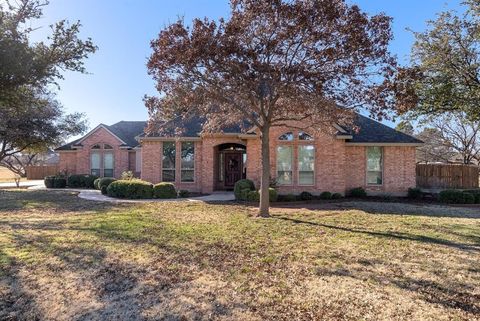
[331, 193, 343, 199]
[269, 188, 278, 202]
[349, 187, 367, 198]
[234, 179, 255, 200]
[278, 194, 297, 202]
[178, 190, 190, 198]
[463, 189, 480, 204]
[439, 190, 465, 204]
[407, 187, 422, 200]
[101, 185, 108, 195]
[247, 190, 260, 202]
[319, 191, 332, 200]
[53, 177, 67, 188]
[153, 182, 177, 199]
[44, 176, 56, 188]
[299, 191, 313, 201]
[107, 179, 153, 199]
[463, 192, 475, 204]
[67, 174, 98, 188]
[98, 177, 116, 190]
[93, 178, 101, 190]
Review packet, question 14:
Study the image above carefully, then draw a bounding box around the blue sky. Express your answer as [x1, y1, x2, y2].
[31, 0, 463, 130]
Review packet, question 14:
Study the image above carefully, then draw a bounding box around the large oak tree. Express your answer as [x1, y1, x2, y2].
[146, 0, 397, 217]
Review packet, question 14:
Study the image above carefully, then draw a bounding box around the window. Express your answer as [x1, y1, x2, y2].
[181, 142, 195, 182]
[162, 141, 176, 182]
[298, 145, 314, 185]
[367, 146, 383, 185]
[276, 146, 293, 185]
[299, 132, 313, 140]
[278, 132, 294, 141]
[90, 152, 101, 176]
[103, 152, 114, 177]
[104, 144, 113, 150]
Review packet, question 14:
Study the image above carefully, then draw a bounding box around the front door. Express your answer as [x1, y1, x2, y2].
[224, 152, 242, 188]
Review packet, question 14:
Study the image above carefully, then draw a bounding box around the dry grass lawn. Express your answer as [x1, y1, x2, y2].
[0, 168, 15, 182]
[0, 190, 479, 320]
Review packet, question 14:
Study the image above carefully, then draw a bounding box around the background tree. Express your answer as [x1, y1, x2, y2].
[395, 120, 415, 136]
[416, 128, 456, 164]
[146, 0, 397, 217]
[0, 0, 96, 176]
[395, 0, 480, 119]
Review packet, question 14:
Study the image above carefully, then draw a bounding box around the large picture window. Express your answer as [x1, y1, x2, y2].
[90, 143, 114, 177]
[162, 141, 176, 182]
[298, 145, 315, 185]
[90, 152, 101, 176]
[181, 142, 195, 182]
[103, 152, 114, 177]
[276, 146, 293, 185]
[367, 146, 383, 185]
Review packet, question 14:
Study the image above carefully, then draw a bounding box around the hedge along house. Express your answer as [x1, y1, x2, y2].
[56, 114, 423, 196]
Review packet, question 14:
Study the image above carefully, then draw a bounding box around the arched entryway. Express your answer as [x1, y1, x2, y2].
[214, 143, 247, 190]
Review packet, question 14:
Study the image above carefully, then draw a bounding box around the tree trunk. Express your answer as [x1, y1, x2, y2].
[259, 125, 270, 217]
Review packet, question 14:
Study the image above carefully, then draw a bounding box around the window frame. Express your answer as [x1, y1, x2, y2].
[276, 145, 294, 186]
[366, 146, 384, 186]
[180, 141, 195, 183]
[162, 141, 176, 182]
[90, 151, 101, 177]
[297, 144, 315, 186]
[103, 151, 115, 178]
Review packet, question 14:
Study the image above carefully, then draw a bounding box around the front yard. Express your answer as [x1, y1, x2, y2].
[0, 190, 479, 320]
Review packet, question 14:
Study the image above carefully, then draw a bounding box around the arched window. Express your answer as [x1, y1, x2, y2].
[90, 143, 115, 177]
[299, 132, 313, 141]
[278, 132, 294, 141]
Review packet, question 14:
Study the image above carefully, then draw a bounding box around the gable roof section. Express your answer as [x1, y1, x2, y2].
[56, 114, 421, 151]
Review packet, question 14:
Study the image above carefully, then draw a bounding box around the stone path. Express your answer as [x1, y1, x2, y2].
[28, 185, 235, 203]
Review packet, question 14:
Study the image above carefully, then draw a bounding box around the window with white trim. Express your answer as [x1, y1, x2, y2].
[276, 145, 293, 185]
[90, 143, 114, 177]
[181, 142, 195, 182]
[90, 152, 101, 176]
[162, 142, 176, 182]
[367, 146, 383, 185]
[298, 145, 315, 185]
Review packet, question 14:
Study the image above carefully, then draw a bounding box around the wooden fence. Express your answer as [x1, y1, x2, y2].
[416, 164, 479, 189]
[26, 165, 59, 180]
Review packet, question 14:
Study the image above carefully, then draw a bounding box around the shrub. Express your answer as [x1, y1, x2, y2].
[439, 190, 465, 204]
[178, 190, 190, 198]
[53, 177, 67, 188]
[299, 191, 313, 201]
[44, 176, 56, 188]
[349, 187, 367, 198]
[278, 194, 297, 202]
[331, 193, 343, 200]
[269, 188, 278, 202]
[101, 185, 108, 195]
[93, 178, 101, 190]
[67, 174, 98, 188]
[107, 179, 153, 199]
[407, 187, 422, 200]
[319, 191, 332, 200]
[463, 192, 475, 204]
[121, 170, 135, 180]
[153, 182, 177, 199]
[247, 190, 260, 202]
[234, 179, 255, 200]
[98, 177, 117, 190]
[463, 189, 480, 204]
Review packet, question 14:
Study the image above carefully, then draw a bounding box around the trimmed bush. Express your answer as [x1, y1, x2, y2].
[101, 185, 108, 195]
[269, 188, 278, 202]
[53, 177, 67, 188]
[44, 176, 56, 188]
[278, 194, 297, 202]
[178, 190, 190, 198]
[439, 190, 465, 204]
[234, 179, 255, 200]
[153, 182, 177, 199]
[349, 187, 367, 198]
[93, 178, 101, 190]
[319, 191, 332, 200]
[463, 192, 475, 204]
[67, 174, 98, 188]
[407, 187, 422, 200]
[247, 190, 260, 202]
[98, 177, 117, 190]
[299, 191, 313, 201]
[331, 193, 343, 200]
[463, 189, 480, 204]
[107, 179, 153, 199]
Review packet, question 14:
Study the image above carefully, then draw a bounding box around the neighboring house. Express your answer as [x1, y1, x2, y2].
[56, 114, 423, 196]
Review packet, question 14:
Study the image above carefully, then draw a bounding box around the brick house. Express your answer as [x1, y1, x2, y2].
[56, 114, 422, 196]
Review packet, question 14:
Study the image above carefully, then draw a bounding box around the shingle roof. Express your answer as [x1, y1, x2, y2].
[56, 113, 421, 151]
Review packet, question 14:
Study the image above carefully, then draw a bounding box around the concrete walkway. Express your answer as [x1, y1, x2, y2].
[28, 185, 235, 203]
[0, 180, 44, 189]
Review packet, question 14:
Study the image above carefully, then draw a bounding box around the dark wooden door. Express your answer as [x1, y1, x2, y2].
[224, 153, 243, 188]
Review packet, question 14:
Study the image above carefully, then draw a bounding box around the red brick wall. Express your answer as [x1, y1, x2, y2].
[57, 127, 131, 178]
